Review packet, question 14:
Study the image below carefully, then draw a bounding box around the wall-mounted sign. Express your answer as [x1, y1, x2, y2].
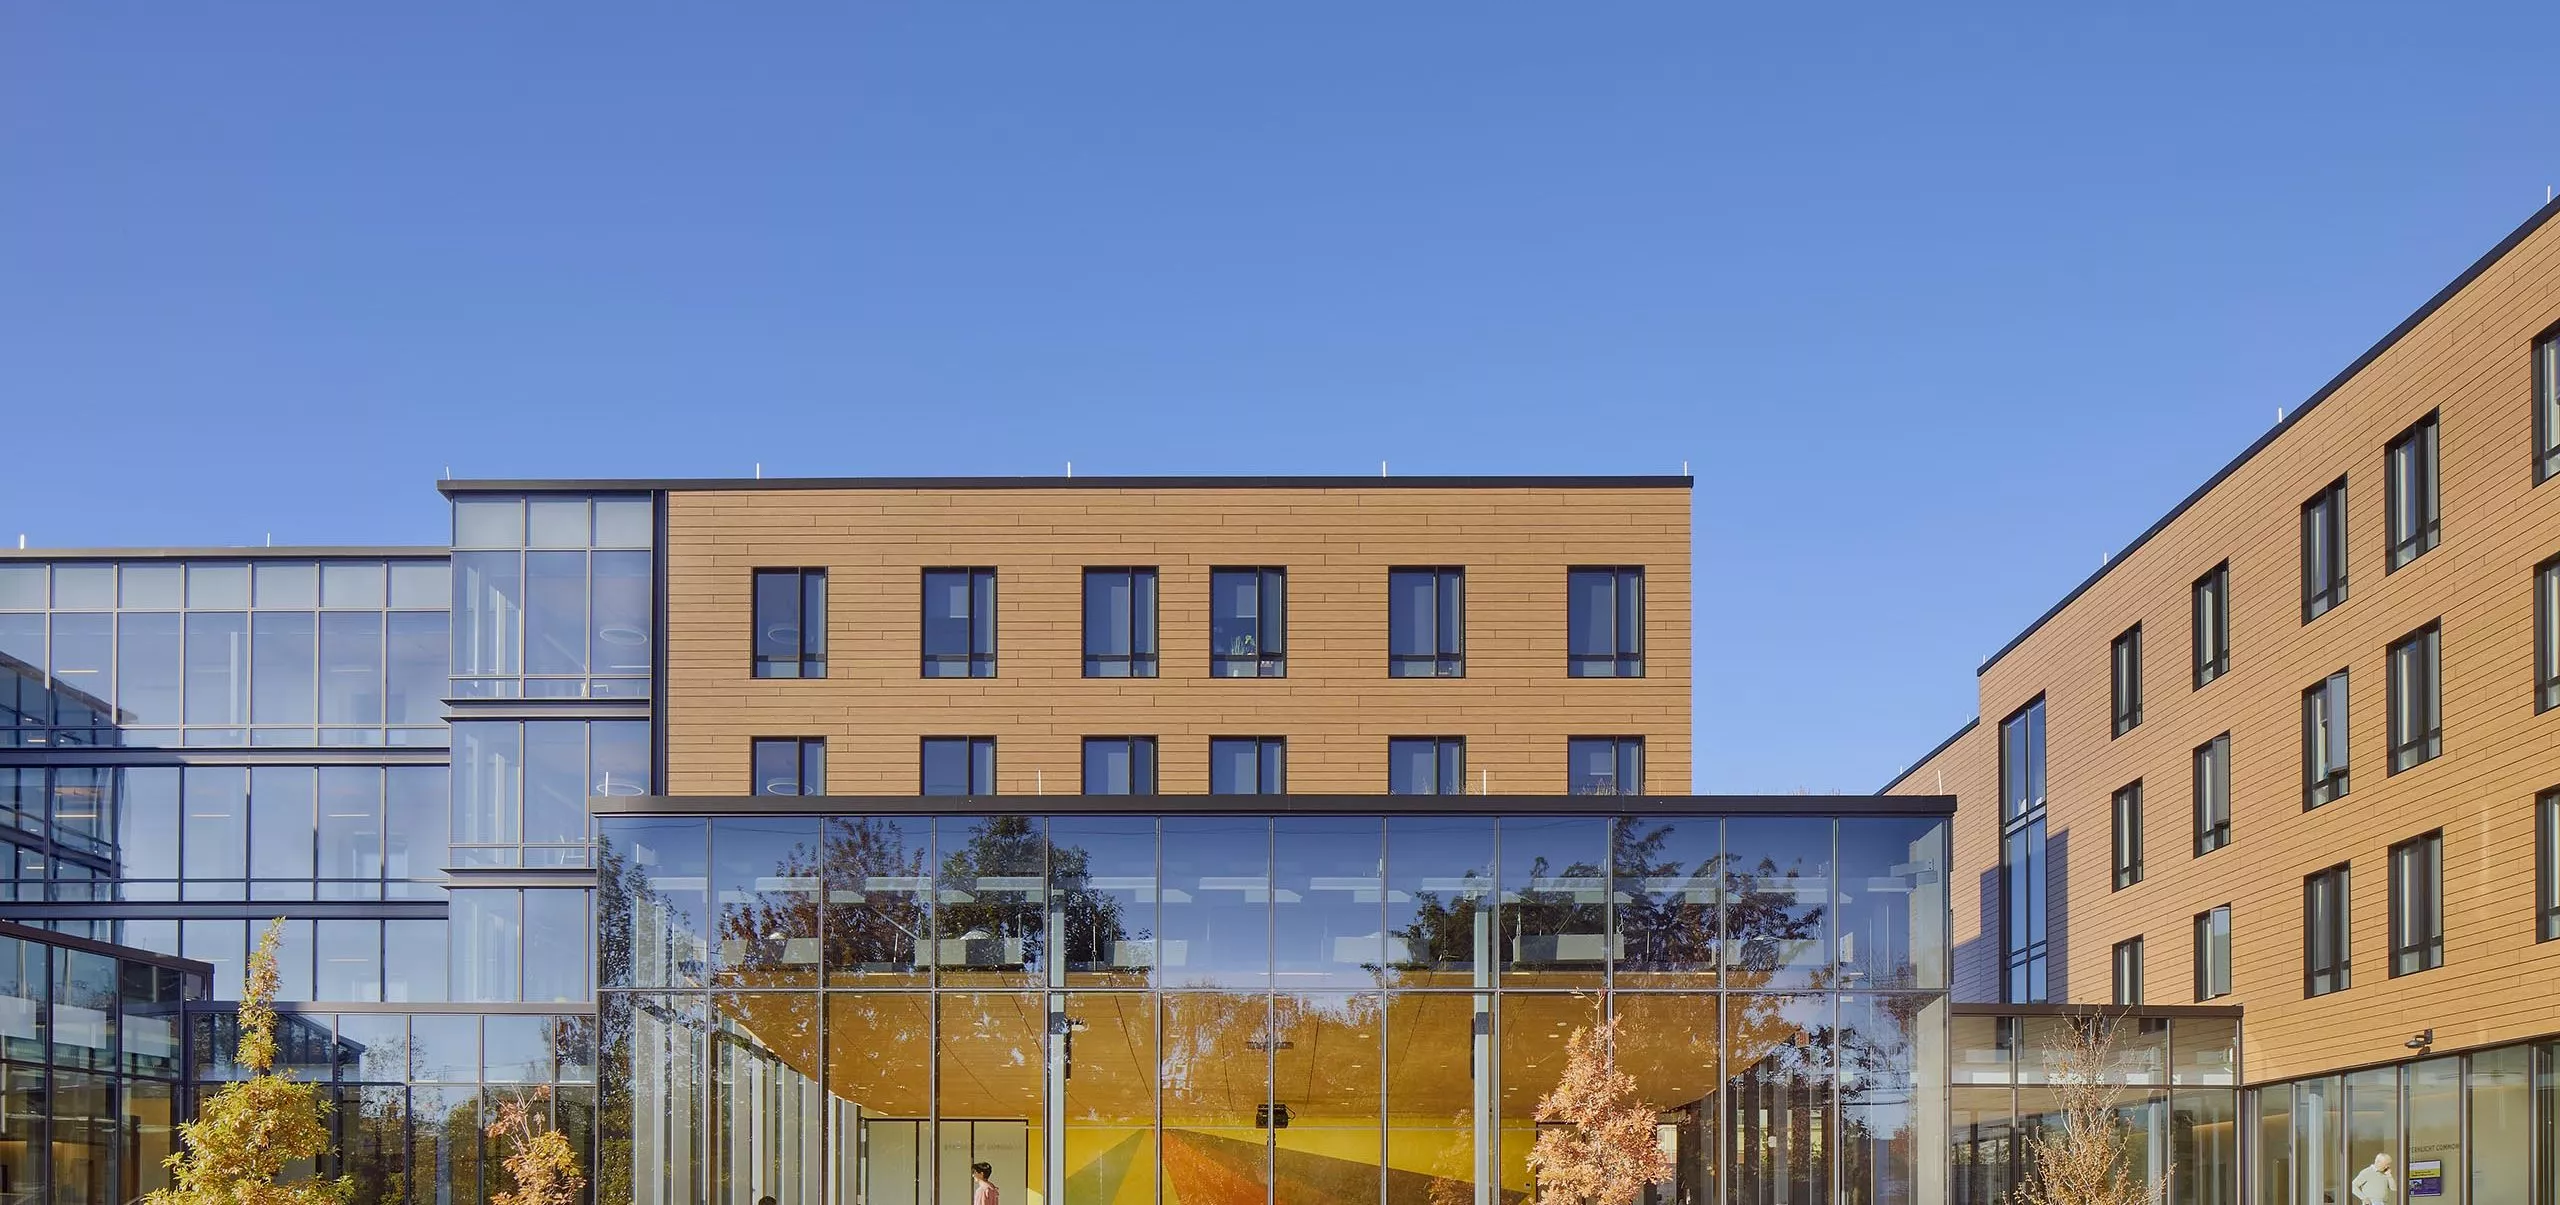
[2410, 1159, 2444, 1197]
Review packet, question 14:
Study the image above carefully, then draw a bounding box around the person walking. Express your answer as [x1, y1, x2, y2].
[2351, 1153, 2394, 1205]
[970, 1162, 999, 1205]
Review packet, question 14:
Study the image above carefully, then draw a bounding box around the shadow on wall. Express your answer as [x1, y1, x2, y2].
[1952, 827, 2068, 1004]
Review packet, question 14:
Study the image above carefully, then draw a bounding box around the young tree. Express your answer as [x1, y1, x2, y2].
[148, 919, 351, 1205]
[485, 1086, 587, 1205]
[2012, 1016, 2165, 1205]
[1525, 1016, 1674, 1205]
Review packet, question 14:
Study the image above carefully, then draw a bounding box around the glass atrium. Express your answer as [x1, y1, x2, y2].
[593, 802, 1951, 1205]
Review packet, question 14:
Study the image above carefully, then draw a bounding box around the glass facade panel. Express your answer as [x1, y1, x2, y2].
[1613, 814, 1721, 988]
[821, 815, 933, 987]
[1727, 817, 1832, 990]
[1059, 991, 1157, 1205]
[1498, 816, 1607, 989]
[1271, 817, 1384, 989]
[1160, 817, 1270, 989]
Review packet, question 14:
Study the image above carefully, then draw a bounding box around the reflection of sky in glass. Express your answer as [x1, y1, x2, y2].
[1385, 816, 1494, 981]
[1160, 818, 1270, 987]
[1272, 818, 1385, 987]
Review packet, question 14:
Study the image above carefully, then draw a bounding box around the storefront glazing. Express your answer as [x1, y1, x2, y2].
[593, 807, 1951, 1205]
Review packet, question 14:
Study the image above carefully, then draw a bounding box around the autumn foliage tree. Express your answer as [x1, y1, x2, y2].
[485, 1087, 586, 1205]
[1525, 1016, 1674, 1205]
[148, 919, 351, 1205]
[2012, 1016, 2165, 1205]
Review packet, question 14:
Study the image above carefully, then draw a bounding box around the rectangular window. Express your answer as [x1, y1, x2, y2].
[1081, 737, 1157, 795]
[751, 738, 825, 797]
[1208, 737, 1285, 795]
[921, 568, 996, 678]
[1566, 737, 1644, 795]
[1566, 567, 1645, 677]
[2385, 413, 2442, 571]
[2113, 937, 2144, 1006]
[2193, 905, 2232, 1000]
[2193, 734, 2231, 856]
[2302, 477, 2349, 621]
[2389, 831, 2444, 976]
[2003, 816, 2049, 1004]
[2305, 863, 2351, 997]
[2388, 622, 2442, 773]
[2536, 555, 2559, 713]
[1387, 568, 1465, 677]
[2193, 562, 2230, 688]
[2302, 670, 2350, 809]
[2110, 625, 2143, 736]
[2111, 781, 2144, 890]
[751, 569, 826, 679]
[1388, 737, 1465, 795]
[2538, 330, 2560, 484]
[919, 737, 995, 796]
[2538, 788, 2559, 942]
[1209, 568, 1286, 678]
[1999, 698, 2047, 822]
[1081, 568, 1158, 678]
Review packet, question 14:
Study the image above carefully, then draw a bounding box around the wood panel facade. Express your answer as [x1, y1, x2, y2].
[660, 482, 1692, 799]
[1891, 199, 2560, 1086]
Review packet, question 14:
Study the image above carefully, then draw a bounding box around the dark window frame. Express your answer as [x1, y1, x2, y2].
[1566, 566, 1646, 678]
[2192, 562, 2230, 689]
[2193, 905, 2232, 1001]
[2385, 412, 2442, 572]
[1388, 736, 1467, 795]
[2304, 862, 2351, 997]
[2111, 780, 2144, 890]
[1387, 567, 1466, 678]
[1566, 736, 1645, 796]
[1208, 736, 1286, 795]
[1081, 567, 1160, 679]
[920, 568, 998, 679]
[2110, 624, 2143, 737]
[2388, 830, 2444, 976]
[750, 568, 828, 679]
[2302, 669, 2351, 809]
[2535, 554, 2559, 714]
[2537, 325, 2560, 485]
[2537, 787, 2559, 943]
[919, 737, 996, 796]
[1209, 567, 1287, 678]
[2387, 621, 2443, 773]
[751, 737, 827, 797]
[1080, 736, 1158, 795]
[1998, 696, 2050, 1004]
[2302, 477, 2349, 622]
[2112, 936, 2144, 1006]
[2193, 734, 2232, 856]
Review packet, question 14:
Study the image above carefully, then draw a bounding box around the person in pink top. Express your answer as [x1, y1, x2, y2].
[970, 1162, 999, 1205]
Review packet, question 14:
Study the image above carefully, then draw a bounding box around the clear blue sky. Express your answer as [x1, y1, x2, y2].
[4, 4, 2554, 793]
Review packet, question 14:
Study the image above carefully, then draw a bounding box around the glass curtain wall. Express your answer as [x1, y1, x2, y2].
[1948, 1012, 2239, 1205]
[0, 925, 205, 1205]
[0, 558, 450, 749]
[596, 809, 1952, 1205]
[2245, 1040, 2560, 1205]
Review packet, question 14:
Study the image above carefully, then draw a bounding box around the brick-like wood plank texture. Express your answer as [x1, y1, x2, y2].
[664, 485, 1691, 799]
[1893, 208, 2560, 1085]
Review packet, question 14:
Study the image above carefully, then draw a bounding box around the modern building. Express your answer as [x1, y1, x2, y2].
[0, 474, 1958, 1204]
[1892, 194, 2560, 1205]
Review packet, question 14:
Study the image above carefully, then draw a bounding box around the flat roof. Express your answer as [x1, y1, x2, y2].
[593, 792, 1956, 817]
[1973, 193, 2560, 678]
[439, 473, 1693, 494]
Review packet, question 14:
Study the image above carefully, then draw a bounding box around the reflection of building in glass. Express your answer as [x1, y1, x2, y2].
[0, 919, 208, 1204]
[1897, 194, 2560, 1204]
[593, 800, 1952, 1205]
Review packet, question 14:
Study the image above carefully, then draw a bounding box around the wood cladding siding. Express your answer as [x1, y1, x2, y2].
[1894, 208, 2560, 1085]
[662, 486, 1691, 799]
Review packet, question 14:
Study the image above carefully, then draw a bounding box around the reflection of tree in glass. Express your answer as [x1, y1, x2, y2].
[933, 818, 1133, 976]
[1723, 847, 1826, 987]
[1391, 870, 1491, 983]
[1158, 993, 1269, 1121]
[1499, 856, 1608, 965]
[1611, 822, 1715, 973]
[593, 834, 669, 990]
